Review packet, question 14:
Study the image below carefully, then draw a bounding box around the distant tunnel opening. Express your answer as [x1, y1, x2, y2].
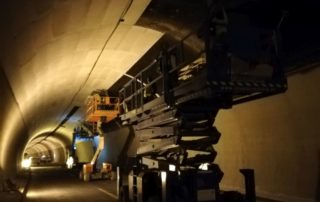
[22, 134, 70, 168]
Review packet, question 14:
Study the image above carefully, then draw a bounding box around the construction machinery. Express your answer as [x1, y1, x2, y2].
[72, 91, 120, 181]
[115, 1, 287, 202]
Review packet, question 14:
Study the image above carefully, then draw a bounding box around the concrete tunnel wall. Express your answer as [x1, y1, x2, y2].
[25, 141, 67, 165]
[51, 146, 67, 164]
[0, 66, 69, 175]
[215, 67, 320, 202]
[0, 68, 29, 178]
[96, 119, 136, 170]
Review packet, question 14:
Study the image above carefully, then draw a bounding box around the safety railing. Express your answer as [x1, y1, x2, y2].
[119, 26, 288, 115]
[119, 33, 204, 114]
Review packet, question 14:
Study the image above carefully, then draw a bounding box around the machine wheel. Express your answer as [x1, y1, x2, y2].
[119, 185, 129, 202]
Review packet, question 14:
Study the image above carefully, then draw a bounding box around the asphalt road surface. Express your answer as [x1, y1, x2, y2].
[24, 166, 118, 202]
[22, 166, 280, 202]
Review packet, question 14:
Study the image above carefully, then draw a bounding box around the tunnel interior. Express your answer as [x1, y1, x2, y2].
[0, 0, 320, 201]
[23, 132, 70, 167]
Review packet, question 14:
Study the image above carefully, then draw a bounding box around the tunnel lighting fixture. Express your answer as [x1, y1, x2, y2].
[161, 171, 167, 183]
[66, 156, 74, 169]
[199, 163, 209, 171]
[169, 164, 176, 172]
[21, 157, 32, 169]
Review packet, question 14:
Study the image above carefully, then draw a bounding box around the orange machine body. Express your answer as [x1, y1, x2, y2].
[85, 94, 120, 123]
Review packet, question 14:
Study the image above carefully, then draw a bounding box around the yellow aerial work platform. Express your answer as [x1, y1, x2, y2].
[85, 94, 120, 123]
[80, 93, 120, 182]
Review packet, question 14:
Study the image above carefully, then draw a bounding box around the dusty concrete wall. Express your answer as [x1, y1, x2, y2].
[99, 125, 134, 167]
[51, 147, 67, 164]
[0, 68, 28, 178]
[215, 67, 320, 202]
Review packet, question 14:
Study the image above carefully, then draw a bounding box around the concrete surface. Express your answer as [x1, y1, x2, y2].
[0, 171, 29, 202]
[25, 166, 117, 202]
[215, 67, 320, 202]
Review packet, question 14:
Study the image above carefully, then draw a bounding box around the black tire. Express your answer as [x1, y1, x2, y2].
[119, 185, 129, 202]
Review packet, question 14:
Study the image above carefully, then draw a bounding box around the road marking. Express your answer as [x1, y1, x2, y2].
[97, 187, 118, 199]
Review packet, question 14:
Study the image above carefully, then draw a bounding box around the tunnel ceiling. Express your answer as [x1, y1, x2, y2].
[0, 0, 163, 146]
[136, 0, 320, 72]
[0, 0, 320, 166]
[110, 0, 320, 93]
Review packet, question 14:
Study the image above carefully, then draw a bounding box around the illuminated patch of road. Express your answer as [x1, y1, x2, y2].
[96, 187, 118, 199]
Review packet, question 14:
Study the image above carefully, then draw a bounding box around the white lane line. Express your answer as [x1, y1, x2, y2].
[97, 187, 118, 199]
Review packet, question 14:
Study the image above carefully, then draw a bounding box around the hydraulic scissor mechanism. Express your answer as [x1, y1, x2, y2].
[117, 1, 287, 201]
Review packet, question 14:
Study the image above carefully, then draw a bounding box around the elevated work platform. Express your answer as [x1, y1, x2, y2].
[117, 3, 287, 200]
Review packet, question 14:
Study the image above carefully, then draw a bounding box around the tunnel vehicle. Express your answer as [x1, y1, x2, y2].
[113, 1, 288, 202]
[72, 92, 120, 181]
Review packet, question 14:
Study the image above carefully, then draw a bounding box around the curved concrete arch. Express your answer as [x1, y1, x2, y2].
[26, 131, 71, 150]
[41, 137, 68, 164]
[23, 131, 70, 165]
[26, 144, 49, 158]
